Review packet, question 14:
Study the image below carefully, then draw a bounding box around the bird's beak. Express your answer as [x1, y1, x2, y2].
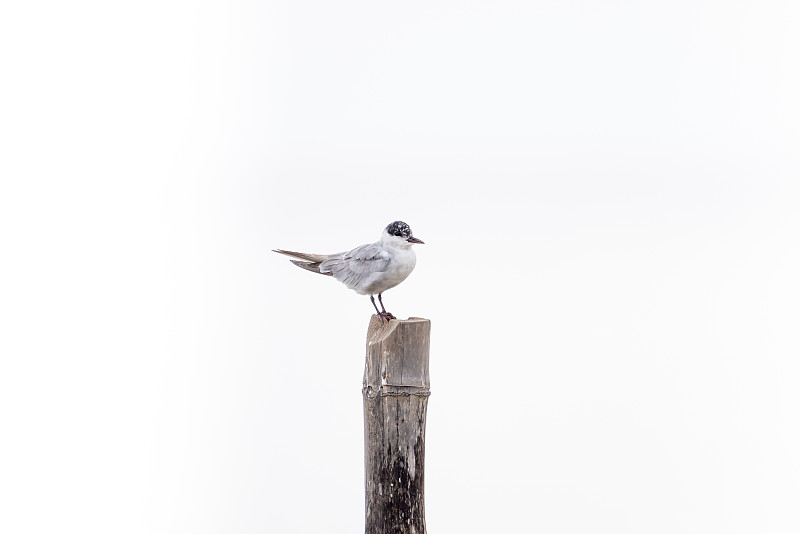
[407, 236, 425, 244]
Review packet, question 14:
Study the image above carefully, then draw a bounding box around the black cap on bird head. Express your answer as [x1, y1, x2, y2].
[386, 221, 412, 238]
[386, 221, 424, 244]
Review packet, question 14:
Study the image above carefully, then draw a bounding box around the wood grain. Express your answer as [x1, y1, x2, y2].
[363, 315, 431, 534]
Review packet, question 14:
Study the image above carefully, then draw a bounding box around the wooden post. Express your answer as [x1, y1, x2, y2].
[363, 316, 431, 534]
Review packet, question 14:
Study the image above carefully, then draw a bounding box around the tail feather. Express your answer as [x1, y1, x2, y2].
[289, 259, 333, 276]
[272, 249, 329, 263]
[273, 249, 333, 276]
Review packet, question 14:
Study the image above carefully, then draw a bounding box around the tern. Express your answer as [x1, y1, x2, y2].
[274, 221, 424, 321]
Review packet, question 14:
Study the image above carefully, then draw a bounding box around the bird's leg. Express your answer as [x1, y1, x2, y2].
[377, 293, 396, 321]
[370, 295, 386, 322]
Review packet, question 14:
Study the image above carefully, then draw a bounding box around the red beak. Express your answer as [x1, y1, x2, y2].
[407, 236, 425, 244]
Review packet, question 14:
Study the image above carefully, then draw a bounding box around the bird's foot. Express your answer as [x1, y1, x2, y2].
[378, 311, 397, 322]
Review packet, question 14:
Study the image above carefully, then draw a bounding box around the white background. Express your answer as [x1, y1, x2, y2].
[1, 1, 799, 533]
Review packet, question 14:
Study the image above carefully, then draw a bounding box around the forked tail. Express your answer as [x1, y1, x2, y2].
[273, 249, 333, 276]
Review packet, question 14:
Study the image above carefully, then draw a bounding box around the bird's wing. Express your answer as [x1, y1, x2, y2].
[319, 242, 391, 289]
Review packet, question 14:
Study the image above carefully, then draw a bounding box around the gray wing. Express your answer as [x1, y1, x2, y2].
[319, 242, 391, 290]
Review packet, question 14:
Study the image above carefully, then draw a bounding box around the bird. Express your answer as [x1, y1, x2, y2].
[274, 221, 424, 321]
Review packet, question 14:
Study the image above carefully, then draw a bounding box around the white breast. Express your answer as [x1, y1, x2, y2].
[360, 248, 416, 295]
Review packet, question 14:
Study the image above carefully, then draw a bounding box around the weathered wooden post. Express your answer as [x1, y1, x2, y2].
[363, 316, 431, 534]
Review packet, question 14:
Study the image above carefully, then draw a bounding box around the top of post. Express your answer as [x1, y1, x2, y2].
[364, 315, 431, 392]
[367, 315, 430, 345]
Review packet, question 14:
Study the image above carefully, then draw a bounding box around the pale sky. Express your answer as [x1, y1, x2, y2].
[1, 1, 799, 533]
